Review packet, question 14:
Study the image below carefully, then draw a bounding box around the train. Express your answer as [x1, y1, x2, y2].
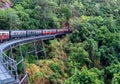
[0, 28, 72, 42]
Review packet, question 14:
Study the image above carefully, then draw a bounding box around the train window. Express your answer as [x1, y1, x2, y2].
[14, 32, 16, 35]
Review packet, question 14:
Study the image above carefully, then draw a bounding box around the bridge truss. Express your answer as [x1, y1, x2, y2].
[0, 34, 60, 84]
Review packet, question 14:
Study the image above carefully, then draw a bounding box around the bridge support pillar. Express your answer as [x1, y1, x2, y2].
[26, 40, 46, 61]
[41, 40, 46, 58]
[34, 40, 39, 61]
[19, 44, 26, 73]
[8, 46, 14, 59]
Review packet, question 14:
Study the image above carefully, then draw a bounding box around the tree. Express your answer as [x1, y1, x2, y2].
[105, 63, 120, 83]
[65, 67, 104, 84]
[67, 43, 91, 68]
[112, 72, 120, 84]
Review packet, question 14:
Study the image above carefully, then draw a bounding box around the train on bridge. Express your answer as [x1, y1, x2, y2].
[0, 28, 72, 42]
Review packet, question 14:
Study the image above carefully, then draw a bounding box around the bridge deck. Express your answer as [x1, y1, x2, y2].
[0, 63, 14, 83]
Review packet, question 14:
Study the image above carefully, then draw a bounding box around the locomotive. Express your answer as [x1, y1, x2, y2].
[0, 28, 72, 42]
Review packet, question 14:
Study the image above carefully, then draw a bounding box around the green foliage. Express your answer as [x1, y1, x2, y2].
[0, 8, 20, 29]
[105, 63, 120, 83]
[1, 0, 120, 84]
[112, 72, 120, 84]
[68, 43, 90, 67]
[65, 67, 104, 84]
[49, 52, 55, 58]
[66, 1, 120, 83]
[25, 55, 37, 64]
[35, 72, 45, 78]
[50, 63, 62, 74]
[49, 73, 61, 84]
[60, 6, 72, 20]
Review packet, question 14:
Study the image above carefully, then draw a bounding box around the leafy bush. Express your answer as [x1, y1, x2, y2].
[50, 63, 62, 75]
[49, 73, 61, 84]
[65, 67, 104, 84]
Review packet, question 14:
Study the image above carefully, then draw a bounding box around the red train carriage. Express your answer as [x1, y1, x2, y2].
[42, 29, 57, 35]
[0, 31, 10, 42]
[51, 29, 57, 34]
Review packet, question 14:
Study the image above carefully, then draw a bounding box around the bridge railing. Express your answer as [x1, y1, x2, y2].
[2, 53, 19, 82]
[19, 73, 29, 84]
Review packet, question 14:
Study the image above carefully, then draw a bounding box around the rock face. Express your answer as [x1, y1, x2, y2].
[0, 0, 13, 9]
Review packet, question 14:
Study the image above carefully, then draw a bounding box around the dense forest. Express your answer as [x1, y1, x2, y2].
[0, 0, 120, 84]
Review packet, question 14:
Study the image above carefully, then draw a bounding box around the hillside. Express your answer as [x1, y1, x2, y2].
[0, 0, 120, 84]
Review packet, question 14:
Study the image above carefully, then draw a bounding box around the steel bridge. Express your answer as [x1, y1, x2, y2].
[0, 33, 68, 84]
